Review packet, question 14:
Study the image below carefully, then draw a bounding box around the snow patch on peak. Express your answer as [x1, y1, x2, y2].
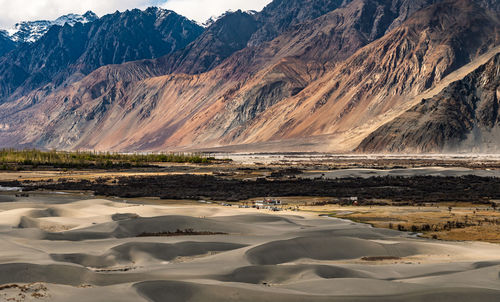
[202, 9, 255, 27]
[7, 11, 99, 44]
[154, 8, 174, 22]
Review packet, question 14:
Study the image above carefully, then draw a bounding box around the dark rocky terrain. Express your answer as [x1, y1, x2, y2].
[5, 174, 500, 204]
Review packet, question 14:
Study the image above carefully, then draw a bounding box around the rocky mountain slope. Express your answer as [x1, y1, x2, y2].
[0, 8, 203, 104]
[247, 0, 351, 46]
[0, 0, 448, 150]
[0, 31, 16, 56]
[357, 52, 500, 153]
[150, 0, 356, 76]
[0, 0, 499, 153]
[224, 0, 499, 149]
[157, 10, 261, 75]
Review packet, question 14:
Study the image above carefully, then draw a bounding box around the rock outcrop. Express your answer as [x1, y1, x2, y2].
[357, 52, 500, 153]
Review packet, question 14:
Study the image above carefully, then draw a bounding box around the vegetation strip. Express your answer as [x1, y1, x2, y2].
[137, 229, 227, 237]
[0, 149, 216, 169]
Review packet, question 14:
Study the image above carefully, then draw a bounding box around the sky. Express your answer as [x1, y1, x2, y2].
[0, 0, 272, 28]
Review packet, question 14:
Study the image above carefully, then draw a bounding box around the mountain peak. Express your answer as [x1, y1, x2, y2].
[7, 12, 99, 44]
[83, 11, 99, 20]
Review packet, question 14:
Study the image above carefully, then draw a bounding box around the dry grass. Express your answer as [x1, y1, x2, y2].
[301, 203, 500, 244]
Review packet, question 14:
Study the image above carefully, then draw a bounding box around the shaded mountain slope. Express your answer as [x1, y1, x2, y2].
[0, 31, 16, 56]
[0, 0, 354, 107]
[247, 0, 352, 46]
[156, 10, 260, 75]
[147, 0, 355, 76]
[357, 52, 500, 153]
[0, 8, 203, 104]
[477, 0, 500, 12]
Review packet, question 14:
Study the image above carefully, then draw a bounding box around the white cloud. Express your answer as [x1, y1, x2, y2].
[0, 0, 272, 29]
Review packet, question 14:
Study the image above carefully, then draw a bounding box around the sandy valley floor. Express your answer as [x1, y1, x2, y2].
[2, 193, 500, 301]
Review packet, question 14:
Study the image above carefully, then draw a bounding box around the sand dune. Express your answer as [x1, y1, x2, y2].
[1, 194, 500, 301]
[245, 236, 420, 265]
[51, 241, 247, 268]
[0, 263, 146, 286]
[134, 280, 500, 302]
[215, 264, 370, 284]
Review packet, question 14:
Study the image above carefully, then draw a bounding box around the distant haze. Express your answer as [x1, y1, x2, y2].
[0, 0, 272, 28]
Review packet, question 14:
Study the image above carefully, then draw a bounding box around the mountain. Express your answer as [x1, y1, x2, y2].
[223, 0, 499, 150]
[189, 0, 447, 147]
[247, 0, 351, 46]
[477, 0, 500, 12]
[0, 0, 440, 105]
[153, 0, 356, 76]
[7, 11, 98, 44]
[157, 10, 260, 75]
[0, 31, 16, 56]
[0, 7, 204, 103]
[0, 0, 499, 153]
[357, 51, 500, 153]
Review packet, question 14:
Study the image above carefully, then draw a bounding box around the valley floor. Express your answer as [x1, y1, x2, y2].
[1, 157, 500, 301]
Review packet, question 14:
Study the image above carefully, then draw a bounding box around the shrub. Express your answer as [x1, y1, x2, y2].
[0, 148, 215, 168]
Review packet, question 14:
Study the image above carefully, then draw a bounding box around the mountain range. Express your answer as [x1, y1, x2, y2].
[0, 0, 498, 153]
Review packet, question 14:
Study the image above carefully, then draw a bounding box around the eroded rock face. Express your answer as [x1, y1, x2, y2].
[357, 53, 500, 153]
[154, 1, 358, 76]
[29, 0, 452, 151]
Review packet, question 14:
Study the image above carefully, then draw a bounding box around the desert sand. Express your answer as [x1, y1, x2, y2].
[1, 193, 500, 301]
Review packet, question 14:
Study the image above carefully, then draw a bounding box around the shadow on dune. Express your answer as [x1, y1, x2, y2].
[134, 280, 500, 302]
[0, 263, 146, 286]
[213, 264, 370, 284]
[51, 241, 247, 268]
[26, 215, 252, 241]
[245, 236, 421, 265]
